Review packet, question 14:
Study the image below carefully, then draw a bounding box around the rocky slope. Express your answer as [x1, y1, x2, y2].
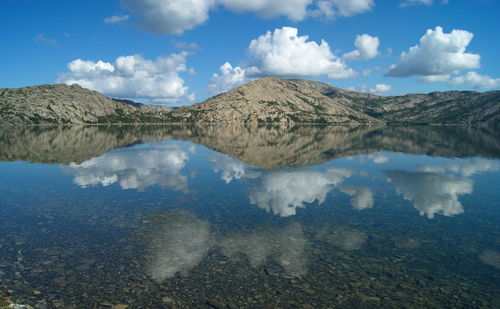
[171, 77, 499, 125]
[0, 84, 172, 125]
[1, 77, 499, 125]
[171, 77, 381, 124]
[328, 87, 500, 126]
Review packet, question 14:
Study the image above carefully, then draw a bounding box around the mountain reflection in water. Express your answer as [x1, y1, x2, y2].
[1, 125, 499, 219]
[0, 124, 499, 308]
[1, 124, 500, 166]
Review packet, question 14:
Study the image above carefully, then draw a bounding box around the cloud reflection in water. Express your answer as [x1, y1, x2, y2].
[209, 152, 356, 217]
[142, 210, 213, 282]
[247, 168, 354, 217]
[209, 152, 248, 183]
[64, 144, 190, 191]
[384, 170, 473, 219]
[219, 222, 308, 276]
[340, 185, 374, 210]
[141, 209, 308, 281]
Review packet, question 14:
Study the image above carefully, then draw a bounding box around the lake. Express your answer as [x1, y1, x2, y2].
[0, 125, 499, 308]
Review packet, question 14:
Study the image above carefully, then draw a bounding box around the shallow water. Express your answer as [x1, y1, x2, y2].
[0, 125, 499, 308]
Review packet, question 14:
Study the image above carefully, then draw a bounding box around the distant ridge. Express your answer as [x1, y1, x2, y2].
[1, 77, 499, 126]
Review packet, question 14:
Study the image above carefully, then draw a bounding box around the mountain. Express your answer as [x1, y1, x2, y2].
[0, 84, 172, 125]
[171, 77, 499, 125]
[324, 85, 500, 126]
[171, 77, 500, 125]
[1, 77, 499, 125]
[170, 77, 381, 124]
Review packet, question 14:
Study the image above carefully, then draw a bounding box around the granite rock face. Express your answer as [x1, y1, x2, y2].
[0, 84, 172, 125]
[172, 77, 499, 125]
[171, 77, 382, 124]
[1, 77, 499, 125]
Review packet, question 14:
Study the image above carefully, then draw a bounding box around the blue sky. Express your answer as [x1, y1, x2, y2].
[1, 0, 499, 105]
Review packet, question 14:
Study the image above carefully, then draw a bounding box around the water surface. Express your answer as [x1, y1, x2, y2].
[0, 125, 499, 308]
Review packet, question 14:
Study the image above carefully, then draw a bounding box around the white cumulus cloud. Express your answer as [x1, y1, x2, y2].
[208, 27, 356, 94]
[369, 83, 391, 94]
[343, 34, 380, 60]
[449, 72, 500, 89]
[346, 85, 368, 92]
[312, 0, 374, 19]
[348, 84, 391, 94]
[208, 62, 252, 94]
[247, 27, 356, 78]
[387, 26, 480, 78]
[57, 53, 189, 103]
[219, 0, 312, 21]
[124, 0, 215, 34]
[123, 0, 373, 34]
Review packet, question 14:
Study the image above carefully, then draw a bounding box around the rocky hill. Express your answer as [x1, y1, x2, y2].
[171, 77, 499, 126]
[325, 86, 500, 126]
[1, 77, 499, 125]
[0, 84, 172, 125]
[171, 77, 381, 124]
[170, 77, 499, 125]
